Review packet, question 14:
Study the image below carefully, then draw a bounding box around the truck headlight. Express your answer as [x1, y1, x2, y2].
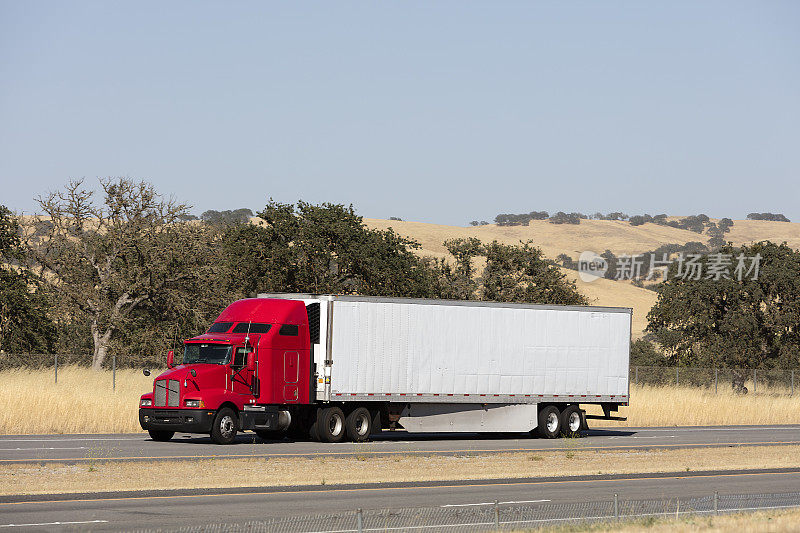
[140, 399, 152, 407]
[184, 399, 203, 408]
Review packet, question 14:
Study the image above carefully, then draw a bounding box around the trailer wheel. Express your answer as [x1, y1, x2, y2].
[148, 430, 174, 442]
[211, 407, 238, 444]
[317, 406, 345, 443]
[345, 407, 372, 442]
[537, 405, 561, 439]
[560, 405, 582, 438]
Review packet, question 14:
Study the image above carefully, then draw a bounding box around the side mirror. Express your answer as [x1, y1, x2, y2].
[167, 350, 174, 368]
[143, 369, 151, 377]
[190, 369, 197, 377]
[246, 352, 256, 372]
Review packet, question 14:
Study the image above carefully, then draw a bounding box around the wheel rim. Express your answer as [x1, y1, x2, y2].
[568, 411, 581, 432]
[329, 413, 343, 437]
[220, 415, 235, 439]
[354, 413, 369, 436]
[546, 412, 559, 433]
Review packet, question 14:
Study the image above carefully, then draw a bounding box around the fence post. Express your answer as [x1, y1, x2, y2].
[753, 369, 757, 394]
[714, 368, 718, 394]
[792, 370, 795, 396]
[356, 508, 363, 533]
[714, 491, 718, 516]
[614, 493, 619, 521]
[112, 355, 116, 392]
[676, 367, 679, 387]
[494, 500, 499, 528]
[635, 366, 638, 384]
[54, 354, 58, 384]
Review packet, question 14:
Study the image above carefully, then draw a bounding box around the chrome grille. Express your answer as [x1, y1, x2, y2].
[167, 380, 180, 407]
[154, 380, 167, 406]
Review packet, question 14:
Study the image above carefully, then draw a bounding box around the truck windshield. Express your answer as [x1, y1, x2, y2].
[183, 344, 232, 365]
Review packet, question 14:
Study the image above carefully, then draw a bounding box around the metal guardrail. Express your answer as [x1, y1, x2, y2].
[129, 491, 800, 532]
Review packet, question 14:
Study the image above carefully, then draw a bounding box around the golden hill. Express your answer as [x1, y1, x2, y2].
[362, 218, 800, 338]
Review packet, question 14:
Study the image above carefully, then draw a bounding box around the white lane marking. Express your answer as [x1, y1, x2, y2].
[0, 520, 108, 528]
[0, 447, 88, 451]
[608, 436, 676, 439]
[440, 499, 550, 507]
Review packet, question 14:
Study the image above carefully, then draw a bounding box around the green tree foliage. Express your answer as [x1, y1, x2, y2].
[647, 242, 800, 386]
[592, 212, 629, 221]
[548, 212, 583, 225]
[630, 338, 667, 367]
[482, 241, 587, 304]
[747, 213, 790, 222]
[718, 218, 734, 233]
[439, 238, 587, 305]
[555, 253, 578, 270]
[22, 179, 226, 369]
[494, 211, 548, 226]
[201, 208, 253, 226]
[440, 237, 483, 300]
[223, 200, 439, 298]
[0, 206, 55, 354]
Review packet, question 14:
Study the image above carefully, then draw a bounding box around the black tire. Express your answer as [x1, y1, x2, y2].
[345, 407, 372, 442]
[211, 407, 238, 445]
[316, 406, 346, 443]
[148, 430, 174, 442]
[560, 405, 582, 438]
[537, 405, 561, 439]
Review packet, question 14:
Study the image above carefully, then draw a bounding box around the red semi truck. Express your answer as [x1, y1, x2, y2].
[139, 294, 630, 444]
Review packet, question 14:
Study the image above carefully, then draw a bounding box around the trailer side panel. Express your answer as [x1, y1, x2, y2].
[329, 300, 630, 402]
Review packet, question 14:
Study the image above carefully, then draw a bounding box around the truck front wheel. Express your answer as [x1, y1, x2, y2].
[345, 407, 372, 442]
[537, 405, 561, 439]
[148, 430, 174, 442]
[317, 406, 345, 443]
[211, 407, 238, 444]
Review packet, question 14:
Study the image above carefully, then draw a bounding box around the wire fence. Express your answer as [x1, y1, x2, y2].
[2, 353, 798, 396]
[0, 352, 124, 389]
[631, 366, 798, 395]
[0, 352, 162, 370]
[130, 490, 800, 532]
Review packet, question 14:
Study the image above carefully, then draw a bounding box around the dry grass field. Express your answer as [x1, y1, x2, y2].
[585, 384, 800, 428]
[4, 444, 800, 495]
[362, 217, 800, 338]
[0, 366, 153, 434]
[363, 217, 800, 262]
[535, 508, 800, 533]
[1, 368, 799, 435]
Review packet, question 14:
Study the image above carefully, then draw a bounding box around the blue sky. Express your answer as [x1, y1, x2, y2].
[1, 1, 798, 225]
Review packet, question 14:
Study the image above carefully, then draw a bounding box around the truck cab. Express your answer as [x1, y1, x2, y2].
[139, 298, 315, 444]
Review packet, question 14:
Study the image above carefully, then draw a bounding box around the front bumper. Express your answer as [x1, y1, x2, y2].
[139, 408, 214, 433]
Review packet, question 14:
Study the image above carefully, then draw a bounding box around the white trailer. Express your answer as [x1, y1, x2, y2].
[255, 294, 631, 439]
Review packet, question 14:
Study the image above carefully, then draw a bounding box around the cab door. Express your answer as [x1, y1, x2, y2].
[231, 336, 258, 396]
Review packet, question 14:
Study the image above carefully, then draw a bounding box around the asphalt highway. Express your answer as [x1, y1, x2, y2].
[2, 469, 800, 531]
[1, 425, 799, 464]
